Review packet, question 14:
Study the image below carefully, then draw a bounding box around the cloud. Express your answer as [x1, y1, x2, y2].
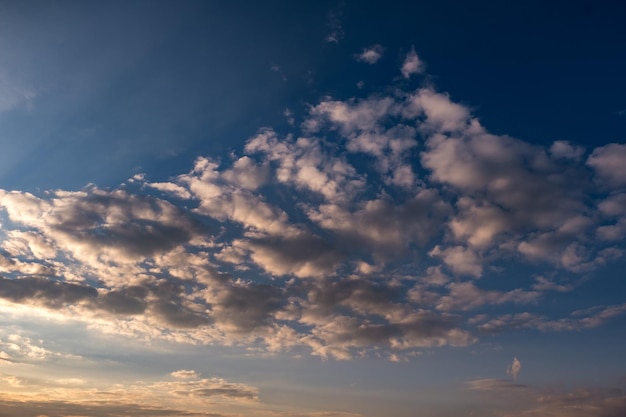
[325, 2, 345, 43]
[468, 380, 626, 417]
[587, 143, 626, 189]
[532, 276, 579, 292]
[145, 182, 192, 199]
[233, 232, 344, 278]
[507, 357, 522, 381]
[435, 282, 539, 311]
[0, 49, 625, 363]
[170, 370, 199, 379]
[0, 372, 258, 417]
[307, 190, 450, 259]
[0, 67, 36, 112]
[0, 187, 206, 264]
[0, 277, 97, 309]
[245, 128, 366, 204]
[467, 378, 528, 391]
[400, 47, 424, 78]
[429, 245, 483, 277]
[551, 140, 585, 160]
[476, 304, 626, 334]
[355, 44, 384, 64]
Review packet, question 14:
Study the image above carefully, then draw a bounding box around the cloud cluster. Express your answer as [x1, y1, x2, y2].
[0, 50, 625, 361]
[0, 369, 365, 417]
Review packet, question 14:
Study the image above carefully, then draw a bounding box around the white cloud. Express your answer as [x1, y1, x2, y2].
[245, 129, 365, 204]
[170, 370, 199, 379]
[0, 50, 625, 365]
[400, 47, 424, 78]
[145, 181, 192, 199]
[587, 143, 626, 188]
[355, 44, 384, 64]
[430, 245, 483, 277]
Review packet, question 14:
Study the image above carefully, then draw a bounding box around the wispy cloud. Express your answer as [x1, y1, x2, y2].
[325, 2, 345, 43]
[0, 67, 37, 112]
[507, 357, 522, 381]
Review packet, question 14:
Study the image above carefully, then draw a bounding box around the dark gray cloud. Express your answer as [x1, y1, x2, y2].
[0, 188, 207, 264]
[237, 231, 344, 278]
[211, 282, 284, 333]
[0, 276, 97, 308]
[96, 286, 149, 315]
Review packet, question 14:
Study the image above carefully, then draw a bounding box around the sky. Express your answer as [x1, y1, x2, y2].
[0, 1, 626, 416]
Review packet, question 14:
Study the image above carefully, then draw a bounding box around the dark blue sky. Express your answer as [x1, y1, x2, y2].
[1, 0, 624, 190]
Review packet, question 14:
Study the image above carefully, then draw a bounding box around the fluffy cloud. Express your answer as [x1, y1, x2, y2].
[587, 143, 626, 188]
[0, 188, 205, 264]
[0, 50, 625, 363]
[355, 44, 384, 64]
[400, 47, 424, 78]
[307, 190, 450, 258]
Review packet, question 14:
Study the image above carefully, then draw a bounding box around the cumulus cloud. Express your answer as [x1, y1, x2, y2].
[0, 188, 205, 264]
[308, 190, 450, 259]
[0, 48, 625, 363]
[587, 143, 626, 188]
[429, 245, 483, 277]
[551, 140, 584, 160]
[400, 47, 424, 78]
[355, 44, 384, 64]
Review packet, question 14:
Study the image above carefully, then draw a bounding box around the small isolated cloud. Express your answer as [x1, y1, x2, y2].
[401, 47, 424, 78]
[355, 44, 384, 64]
[325, 2, 345, 43]
[507, 357, 522, 381]
[284, 108, 295, 125]
[271, 64, 287, 81]
[171, 370, 199, 379]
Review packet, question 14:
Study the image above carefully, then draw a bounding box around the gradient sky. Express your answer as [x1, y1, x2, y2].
[1, 1, 626, 417]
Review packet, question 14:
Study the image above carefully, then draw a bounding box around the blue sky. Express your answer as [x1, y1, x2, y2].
[1, 1, 626, 416]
